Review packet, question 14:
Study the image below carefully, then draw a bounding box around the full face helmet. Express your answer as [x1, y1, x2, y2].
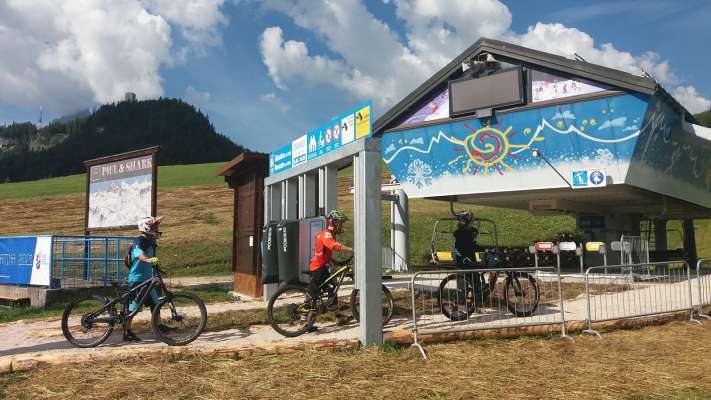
[137, 216, 164, 239]
[326, 210, 348, 234]
[456, 210, 473, 226]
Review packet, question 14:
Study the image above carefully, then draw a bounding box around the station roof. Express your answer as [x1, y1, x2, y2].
[373, 37, 696, 135]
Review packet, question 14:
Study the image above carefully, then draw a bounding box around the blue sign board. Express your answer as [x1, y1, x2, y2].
[269, 101, 372, 176]
[572, 169, 607, 189]
[269, 143, 293, 175]
[572, 171, 588, 188]
[0, 236, 52, 286]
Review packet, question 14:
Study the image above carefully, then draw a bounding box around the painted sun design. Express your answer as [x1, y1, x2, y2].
[447, 123, 535, 176]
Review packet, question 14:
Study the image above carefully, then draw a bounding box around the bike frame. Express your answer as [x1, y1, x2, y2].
[311, 263, 353, 305]
[87, 272, 171, 325]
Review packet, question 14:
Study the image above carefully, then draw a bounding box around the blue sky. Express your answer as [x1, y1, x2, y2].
[1, 0, 709, 153]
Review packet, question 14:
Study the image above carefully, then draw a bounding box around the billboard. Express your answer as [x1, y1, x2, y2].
[85, 147, 159, 231]
[0, 236, 52, 286]
[269, 101, 372, 175]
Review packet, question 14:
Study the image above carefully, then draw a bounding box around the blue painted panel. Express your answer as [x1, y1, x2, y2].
[628, 95, 711, 209]
[382, 94, 649, 197]
[0, 236, 52, 286]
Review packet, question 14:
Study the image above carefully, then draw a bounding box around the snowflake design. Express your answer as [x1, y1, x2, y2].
[406, 159, 433, 189]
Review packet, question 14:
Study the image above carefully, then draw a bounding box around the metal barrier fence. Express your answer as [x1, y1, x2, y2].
[697, 258, 711, 319]
[410, 266, 569, 358]
[619, 235, 649, 265]
[407, 258, 711, 357]
[51, 235, 134, 288]
[582, 261, 697, 337]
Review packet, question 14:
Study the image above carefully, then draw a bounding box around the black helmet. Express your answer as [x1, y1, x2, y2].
[455, 210, 473, 225]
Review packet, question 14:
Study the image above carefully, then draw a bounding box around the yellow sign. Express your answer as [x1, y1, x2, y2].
[585, 242, 605, 252]
[355, 104, 371, 139]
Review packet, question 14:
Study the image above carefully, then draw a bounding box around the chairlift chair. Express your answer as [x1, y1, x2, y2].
[429, 216, 499, 266]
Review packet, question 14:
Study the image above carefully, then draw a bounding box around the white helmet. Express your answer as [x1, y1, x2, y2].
[137, 216, 163, 238]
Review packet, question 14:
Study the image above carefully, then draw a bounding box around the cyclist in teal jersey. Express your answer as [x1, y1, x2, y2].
[122, 216, 163, 342]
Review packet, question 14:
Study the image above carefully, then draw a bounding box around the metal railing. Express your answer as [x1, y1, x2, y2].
[409, 266, 569, 358]
[696, 258, 711, 319]
[582, 261, 698, 337]
[51, 235, 135, 288]
[619, 235, 649, 265]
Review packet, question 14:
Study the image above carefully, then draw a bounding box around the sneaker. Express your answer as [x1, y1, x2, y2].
[157, 324, 174, 333]
[335, 314, 353, 326]
[123, 330, 141, 342]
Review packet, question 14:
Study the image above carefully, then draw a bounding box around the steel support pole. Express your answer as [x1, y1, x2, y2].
[392, 189, 409, 272]
[299, 173, 316, 218]
[268, 184, 282, 222]
[682, 219, 698, 267]
[654, 219, 668, 251]
[283, 179, 298, 220]
[354, 145, 382, 346]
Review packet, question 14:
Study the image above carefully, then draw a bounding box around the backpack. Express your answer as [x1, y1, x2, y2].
[124, 249, 132, 269]
[124, 244, 138, 268]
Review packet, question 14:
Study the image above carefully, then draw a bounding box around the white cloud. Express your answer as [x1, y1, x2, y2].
[552, 110, 576, 120]
[140, 0, 228, 52]
[260, 0, 709, 115]
[260, 92, 290, 112]
[672, 86, 711, 114]
[598, 117, 627, 130]
[0, 0, 227, 116]
[184, 86, 211, 106]
[259, 26, 348, 92]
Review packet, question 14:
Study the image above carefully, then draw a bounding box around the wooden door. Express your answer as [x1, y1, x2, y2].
[232, 168, 264, 297]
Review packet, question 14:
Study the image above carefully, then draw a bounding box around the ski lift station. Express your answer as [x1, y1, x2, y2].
[221, 38, 711, 345]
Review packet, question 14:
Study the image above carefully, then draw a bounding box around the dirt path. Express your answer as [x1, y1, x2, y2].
[1, 276, 707, 364]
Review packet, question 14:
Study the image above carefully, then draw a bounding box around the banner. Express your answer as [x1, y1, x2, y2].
[0, 236, 52, 286]
[269, 101, 372, 176]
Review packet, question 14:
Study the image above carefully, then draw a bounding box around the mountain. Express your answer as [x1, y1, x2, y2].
[696, 111, 711, 128]
[0, 98, 244, 182]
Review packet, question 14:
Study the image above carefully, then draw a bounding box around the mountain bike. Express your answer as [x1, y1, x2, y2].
[267, 254, 394, 337]
[61, 264, 207, 347]
[438, 251, 540, 321]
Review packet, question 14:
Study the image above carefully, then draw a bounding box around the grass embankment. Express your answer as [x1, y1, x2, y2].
[3, 321, 710, 399]
[0, 162, 227, 201]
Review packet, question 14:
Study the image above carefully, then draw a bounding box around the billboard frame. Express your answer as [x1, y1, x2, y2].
[83, 146, 159, 234]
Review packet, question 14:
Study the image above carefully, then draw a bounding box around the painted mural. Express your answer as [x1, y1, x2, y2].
[627, 95, 711, 209]
[382, 94, 650, 198]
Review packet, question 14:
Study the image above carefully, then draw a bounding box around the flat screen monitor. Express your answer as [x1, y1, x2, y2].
[449, 67, 524, 117]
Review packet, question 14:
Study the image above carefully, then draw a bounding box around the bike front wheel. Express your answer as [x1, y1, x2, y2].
[267, 284, 316, 337]
[61, 295, 116, 348]
[350, 285, 394, 326]
[151, 292, 207, 346]
[504, 272, 540, 317]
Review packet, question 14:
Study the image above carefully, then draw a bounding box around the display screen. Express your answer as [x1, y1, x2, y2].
[449, 67, 524, 116]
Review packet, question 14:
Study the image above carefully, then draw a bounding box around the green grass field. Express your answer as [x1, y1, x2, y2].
[0, 161, 227, 201]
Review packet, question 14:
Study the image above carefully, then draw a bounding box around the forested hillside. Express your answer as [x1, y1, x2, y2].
[696, 110, 711, 128]
[0, 99, 243, 182]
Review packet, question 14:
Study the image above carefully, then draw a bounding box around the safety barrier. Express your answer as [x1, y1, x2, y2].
[697, 258, 711, 319]
[409, 266, 569, 358]
[582, 261, 698, 337]
[407, 258, 711, 357]
[51, 235, 134, 288]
